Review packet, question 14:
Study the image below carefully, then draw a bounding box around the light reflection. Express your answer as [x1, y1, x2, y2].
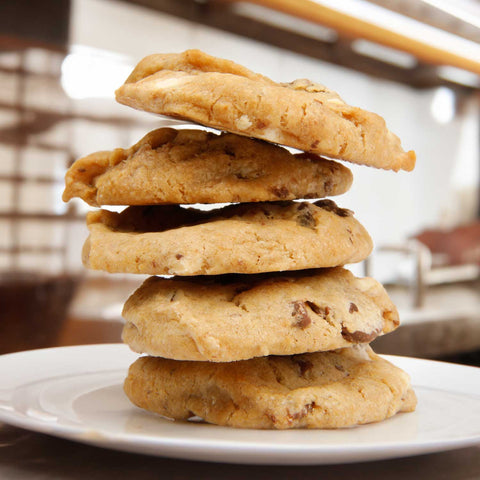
[61, 46, 133, 99]
[430, 86, 456, 124]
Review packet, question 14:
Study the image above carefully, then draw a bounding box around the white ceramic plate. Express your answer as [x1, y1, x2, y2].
[0, 344, 479, 465]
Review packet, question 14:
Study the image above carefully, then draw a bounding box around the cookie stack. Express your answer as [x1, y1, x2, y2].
[63, 50, 417, 429]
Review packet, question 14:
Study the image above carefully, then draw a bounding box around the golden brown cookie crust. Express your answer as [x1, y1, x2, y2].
[116, 50, 415, 172]
[62, 128, 353, 207]
[82, 200, 373, 275]
[122, 267, 399, 361]
[124, 345, 417, 429]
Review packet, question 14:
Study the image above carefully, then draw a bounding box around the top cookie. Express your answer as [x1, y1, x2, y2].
[62, 127, 352, 207]
[116, 50, 415, 172]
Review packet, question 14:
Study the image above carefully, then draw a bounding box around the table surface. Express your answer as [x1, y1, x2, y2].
[2, 315, 480, 479]
[1, 422, 479, 480]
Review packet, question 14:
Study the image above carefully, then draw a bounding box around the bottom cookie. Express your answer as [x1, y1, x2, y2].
[124, 345, 416, 429]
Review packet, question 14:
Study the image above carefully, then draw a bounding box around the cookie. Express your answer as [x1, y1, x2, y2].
[116, 50, 415, 172]
[82, 200, 373, 275]
[122, 267, 399, 361]
[63, 128, 352, 207]
[123, 344, 416, 429]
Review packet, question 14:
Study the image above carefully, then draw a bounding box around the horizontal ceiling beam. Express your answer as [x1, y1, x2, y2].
[240, 0, 480, 75]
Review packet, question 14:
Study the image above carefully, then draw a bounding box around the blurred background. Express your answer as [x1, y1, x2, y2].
[0, 0, 478, 361]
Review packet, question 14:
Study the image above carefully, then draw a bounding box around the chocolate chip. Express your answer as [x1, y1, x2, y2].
[291, 301, 312, 328]
[270, 185, 290, 199]
[349, 302, 359, 313]
[175, 254, 183, 260]
[294, 358, 313, 377]
[305, 300, 321, 315]
[224, 146, 236, 156]
[296, 204, 317, 229]
[324, 179, 333, 195]
[289, 402, 316, 421]
[334, 364, 345, 372]
[341, 326, 379, 343]
[310, 140, 319, 148]
[234, 172, 249, 179]
[306, 301, 330, 319]
[314, 199, 353, 217]
[77, 168, 86, 173]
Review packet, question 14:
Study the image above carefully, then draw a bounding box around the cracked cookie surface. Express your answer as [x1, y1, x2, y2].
[116, 50, 415, 172]
[63, 127, 352, 207]
[82, 200, 372, 275]
[122, 267, 399, 361]
[123, 344, 417, 429]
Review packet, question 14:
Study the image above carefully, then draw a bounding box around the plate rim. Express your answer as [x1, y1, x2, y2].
[1, 343, 479, 465]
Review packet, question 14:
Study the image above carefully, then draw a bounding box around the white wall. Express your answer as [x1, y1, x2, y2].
[68, 0, 478, 249]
